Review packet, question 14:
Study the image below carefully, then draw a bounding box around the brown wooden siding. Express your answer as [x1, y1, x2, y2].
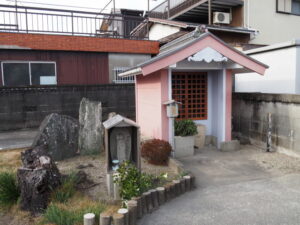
[0, 50, 109, 86]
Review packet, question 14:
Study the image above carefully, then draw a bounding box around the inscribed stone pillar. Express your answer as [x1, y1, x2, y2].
[79, 98, 103, 155]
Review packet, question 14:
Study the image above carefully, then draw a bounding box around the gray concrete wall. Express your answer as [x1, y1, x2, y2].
[233, 93, 300, 155]
[0, 84, 135, 131]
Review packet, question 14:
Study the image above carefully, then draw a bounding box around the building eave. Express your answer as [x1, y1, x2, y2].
[245, 39, 300, 55]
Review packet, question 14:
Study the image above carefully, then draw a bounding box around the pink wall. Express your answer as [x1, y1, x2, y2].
[225, 69, 232, 141]
[136, 69, 169, 141]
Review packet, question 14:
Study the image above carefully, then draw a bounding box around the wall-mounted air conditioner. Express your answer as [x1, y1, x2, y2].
[213, 12, 231, 24]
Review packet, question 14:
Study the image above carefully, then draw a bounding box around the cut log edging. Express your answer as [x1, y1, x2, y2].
[99, 159, 196, 225]
[99, 178, 195, 224]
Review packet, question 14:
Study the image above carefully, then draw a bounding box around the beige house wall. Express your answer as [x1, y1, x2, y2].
[244, 0, 300, 45]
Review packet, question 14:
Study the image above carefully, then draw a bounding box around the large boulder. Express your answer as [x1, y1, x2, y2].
[32, 113, 79, 161]
[17, 145, 61, 215]
[79, 98, 103, 155]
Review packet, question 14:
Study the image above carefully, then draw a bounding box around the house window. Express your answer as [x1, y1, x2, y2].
[1, 61, 56, 86]
[277, 0, 300, 15]
[113, 67, 135, 84]
[172, 72, 208, 120]
[292, 0, 300, 14]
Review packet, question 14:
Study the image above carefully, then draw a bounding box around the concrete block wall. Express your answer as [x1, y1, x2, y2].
[232, 93, 300, 155]
[0, 84, 135, 131]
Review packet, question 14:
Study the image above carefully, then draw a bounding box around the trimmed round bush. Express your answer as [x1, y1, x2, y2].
[141, 139, 172, 165]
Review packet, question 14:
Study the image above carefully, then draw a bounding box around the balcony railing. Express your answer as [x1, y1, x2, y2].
[149, 0, 203, 19]
[149, 0, 244, 20]
[0, 4, 148, 39]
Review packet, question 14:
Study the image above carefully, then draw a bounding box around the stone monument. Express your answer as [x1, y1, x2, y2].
[103, 114, 140, 198]
[79, 98, 103, 155]
[32, 113, 79, 161]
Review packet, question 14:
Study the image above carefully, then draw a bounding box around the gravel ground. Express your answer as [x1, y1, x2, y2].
[243, 145, 300, 175]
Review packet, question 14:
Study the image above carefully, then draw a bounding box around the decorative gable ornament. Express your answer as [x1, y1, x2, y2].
[188, 47, 228, 63]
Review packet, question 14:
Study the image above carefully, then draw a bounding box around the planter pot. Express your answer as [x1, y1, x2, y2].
[174, 136, 195, 158]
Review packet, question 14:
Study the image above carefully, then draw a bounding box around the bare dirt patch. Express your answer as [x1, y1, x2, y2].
[56, 153, 179, 200]
[0, 149, 178, 225]
[242, 145, 300, 175]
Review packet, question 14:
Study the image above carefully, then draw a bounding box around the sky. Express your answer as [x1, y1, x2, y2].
[0, 0, 165, 12]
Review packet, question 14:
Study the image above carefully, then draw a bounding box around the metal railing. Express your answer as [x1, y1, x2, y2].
[0, 4, 148, 39]
[149, 0, 207, 19]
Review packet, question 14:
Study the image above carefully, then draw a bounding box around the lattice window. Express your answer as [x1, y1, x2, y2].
[172, 72, 208, 120]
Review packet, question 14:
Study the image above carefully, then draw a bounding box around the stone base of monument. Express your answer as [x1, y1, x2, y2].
[106, 172, 121, 200]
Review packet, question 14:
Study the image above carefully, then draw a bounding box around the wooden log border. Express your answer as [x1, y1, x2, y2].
[99, 161, 196, 225]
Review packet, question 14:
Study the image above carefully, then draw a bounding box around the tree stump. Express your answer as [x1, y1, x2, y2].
[164, 184, 172, 202]
[141, 192, 148, 214]
[183, 175, 191, 191]
[156, 187, 165, 205]
[149, 189, 159, 209]
[127, 200, 138, 225]
[99, 211, 112, 225]
[172, 180, 181, 196]
[17, 146, 61, 215]
[144, 191, 153, 213]
[190, 174, 196, 189]
[170, 183, 176, 199]
[113, 213, 125, 225]
[117, 208, 129, 225]
[180, 178, 186, 193]
[84, 213, 95, 225]
[132, 196, 142, 218]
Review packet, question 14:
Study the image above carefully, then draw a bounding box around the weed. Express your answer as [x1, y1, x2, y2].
[51, 172, 78, 203]
[0, 172, 20, 207]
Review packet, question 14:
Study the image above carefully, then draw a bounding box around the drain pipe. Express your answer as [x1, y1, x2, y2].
[266, 113, 272, 152]
[208, 0, 212, 25]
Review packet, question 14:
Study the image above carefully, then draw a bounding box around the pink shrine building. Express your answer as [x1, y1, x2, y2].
[120, 29, 268, 148]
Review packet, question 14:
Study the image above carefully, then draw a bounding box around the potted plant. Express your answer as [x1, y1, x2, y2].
[174, 119, 198, 158]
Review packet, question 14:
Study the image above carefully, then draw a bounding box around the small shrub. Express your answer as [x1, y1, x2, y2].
[141, 139, 172, 165]
[0, 172, 20, 207]
[114, 162, 154, 201]
[51, 172, 78, 203]
[175, 119, 197, 137]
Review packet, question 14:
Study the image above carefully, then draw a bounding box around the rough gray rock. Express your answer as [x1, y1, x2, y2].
[79, 98, 103, 155]
[32, 113, 79, 161]
[17, 145, 61, 215]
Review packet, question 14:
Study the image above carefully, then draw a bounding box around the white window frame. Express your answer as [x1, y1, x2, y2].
[1, 61, 57, 86]
[113, 67, 135, 84]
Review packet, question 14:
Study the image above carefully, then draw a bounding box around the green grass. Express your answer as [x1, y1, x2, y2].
[0, 172, 20, 207]
[43, 202, 106, 225]
[51, 172, 78, 203]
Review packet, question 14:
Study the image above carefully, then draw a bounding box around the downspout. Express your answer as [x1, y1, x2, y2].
[247, 0, 250, 28]
[208, 0, 212, 25]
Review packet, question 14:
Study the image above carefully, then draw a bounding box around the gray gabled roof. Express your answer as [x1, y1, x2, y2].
[103, 114, 139, 129]
[120, 28, 268, 77]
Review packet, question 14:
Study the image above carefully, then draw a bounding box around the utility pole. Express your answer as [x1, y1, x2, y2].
[113, 0, 115, 13]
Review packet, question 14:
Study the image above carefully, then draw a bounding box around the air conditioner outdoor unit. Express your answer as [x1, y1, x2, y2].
[213, 12, 230, 24]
